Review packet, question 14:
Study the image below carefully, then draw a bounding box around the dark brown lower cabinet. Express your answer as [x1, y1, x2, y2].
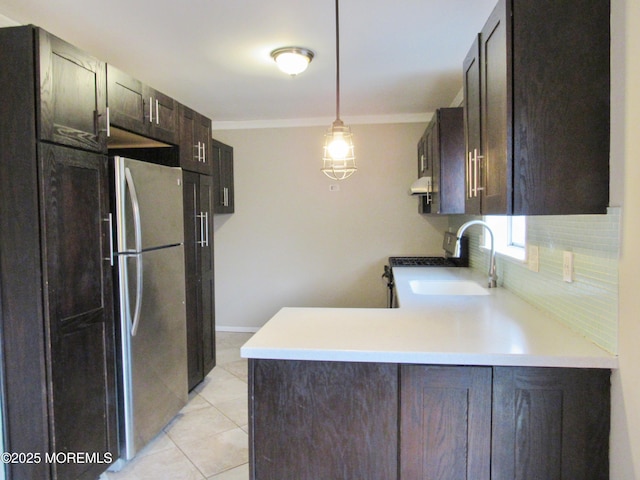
[400, 365, 492, 479]
[249, 360, 398, 480]
[492, 367, 610, 480]
[183, 171, 216, 390]
[249, 360, 610, 480]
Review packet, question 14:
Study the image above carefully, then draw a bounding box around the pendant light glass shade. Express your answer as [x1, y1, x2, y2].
[322, 119, 356, 180]
[322, 0, 356, 181]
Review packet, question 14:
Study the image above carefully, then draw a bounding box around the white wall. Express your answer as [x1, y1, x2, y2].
[0, 13, 17, 27]
[610, 0, 640, 476]
[211, 123, 449, 330]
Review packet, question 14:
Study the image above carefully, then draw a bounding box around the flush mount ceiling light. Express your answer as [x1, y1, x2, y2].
[322, 0, 356, 181]
[270, 47, 315, 76]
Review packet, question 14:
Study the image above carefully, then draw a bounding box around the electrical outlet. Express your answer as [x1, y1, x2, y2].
[528, 245, 539, 272]
[563, 251, 574, 282]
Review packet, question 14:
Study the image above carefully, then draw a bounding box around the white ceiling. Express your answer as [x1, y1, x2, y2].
[0, 0, 496, 129]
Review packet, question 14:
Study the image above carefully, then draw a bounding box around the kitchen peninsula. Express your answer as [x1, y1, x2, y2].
[241, 267, 616, 479]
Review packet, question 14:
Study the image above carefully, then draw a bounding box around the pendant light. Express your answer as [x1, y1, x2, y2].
[322, 0, 356, 180]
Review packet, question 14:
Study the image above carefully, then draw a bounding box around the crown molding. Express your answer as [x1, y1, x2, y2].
[211, 112, 433, 131]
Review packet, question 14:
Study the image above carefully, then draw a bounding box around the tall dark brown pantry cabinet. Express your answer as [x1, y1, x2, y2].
[463, 0, 610, 215]
[0, 26, 117, 480]
[183, 172, 217, 390]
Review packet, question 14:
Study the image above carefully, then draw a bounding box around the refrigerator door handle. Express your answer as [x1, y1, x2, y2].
[124, 167, 144, 336]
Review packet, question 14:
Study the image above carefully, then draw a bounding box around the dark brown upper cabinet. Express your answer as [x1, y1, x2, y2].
[464, 0, 610, 215]
[212, 139, 234, 214]
[463, 34, 483, 215]
[419, 107, 466, 215]
[179, 104, 213, 175]
[107, 65, 178, 144]
[39, 28, 107, 153]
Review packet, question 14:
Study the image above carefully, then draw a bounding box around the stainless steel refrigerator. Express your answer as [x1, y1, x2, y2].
[112, 156, 188, 464]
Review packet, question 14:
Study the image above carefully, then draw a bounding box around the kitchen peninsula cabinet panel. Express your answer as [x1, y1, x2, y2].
[183, 172, 216, 390]
[39, 28, 108, 153]
[492, 367, 610, 480]
[400, 365, 491, 479]
[179, 105, 213, 175]
[464, 0, 610, 215]
[107, 65, 178, 144]
[248, 359, 610, 479]
[249, 359, 398, 480]
[212, 139, 234, 213]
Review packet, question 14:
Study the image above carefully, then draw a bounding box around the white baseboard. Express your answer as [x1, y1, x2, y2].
[216, 325, 260, 333]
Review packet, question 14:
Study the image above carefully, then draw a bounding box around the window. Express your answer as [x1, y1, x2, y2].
[482, 216, 526, 261]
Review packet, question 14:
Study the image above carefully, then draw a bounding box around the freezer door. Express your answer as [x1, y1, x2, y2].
[119, 245, 188, 459]
[115, 156, 184, 251]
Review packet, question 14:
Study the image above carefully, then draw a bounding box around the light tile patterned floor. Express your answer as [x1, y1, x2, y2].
[102, 332, 253, 480]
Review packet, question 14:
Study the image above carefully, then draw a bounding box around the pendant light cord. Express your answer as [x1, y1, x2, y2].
[335, 0, 341, 122]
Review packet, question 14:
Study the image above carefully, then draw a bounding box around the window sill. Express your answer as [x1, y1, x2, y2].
[480, 244, 526, 263]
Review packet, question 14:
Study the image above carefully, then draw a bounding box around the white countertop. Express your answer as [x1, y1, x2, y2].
[241, 267, 617, 369]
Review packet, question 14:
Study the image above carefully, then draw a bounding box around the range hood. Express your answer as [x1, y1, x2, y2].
[409, 176, 432, 195]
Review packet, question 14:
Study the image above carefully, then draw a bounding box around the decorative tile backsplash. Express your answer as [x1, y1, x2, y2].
[449, 208, 619, 354]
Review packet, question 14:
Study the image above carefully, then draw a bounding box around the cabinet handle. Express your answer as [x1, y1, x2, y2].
[197, 212, 205, 246]
[193, 142, 207, 163]
[468, 149, 485, 197]
[223, 187, 229, 207]
[420, 154, 426, 173]
[155, 98, 160, 125]
[106, 107, 110, 137]
[149, 97, 154, 123]
[103, 213, 114, 266]
[95, 109, 111, 138]
[203, 211, 209, 247]
[472, 149, 478, 197]
[467, 151, 473, 199]
[475, 150, 484, 192]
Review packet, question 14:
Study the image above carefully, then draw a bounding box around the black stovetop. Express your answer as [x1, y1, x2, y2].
[388, 256, 467, 267]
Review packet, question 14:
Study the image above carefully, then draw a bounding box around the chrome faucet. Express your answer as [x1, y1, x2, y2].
[454, 220, 498, 288]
